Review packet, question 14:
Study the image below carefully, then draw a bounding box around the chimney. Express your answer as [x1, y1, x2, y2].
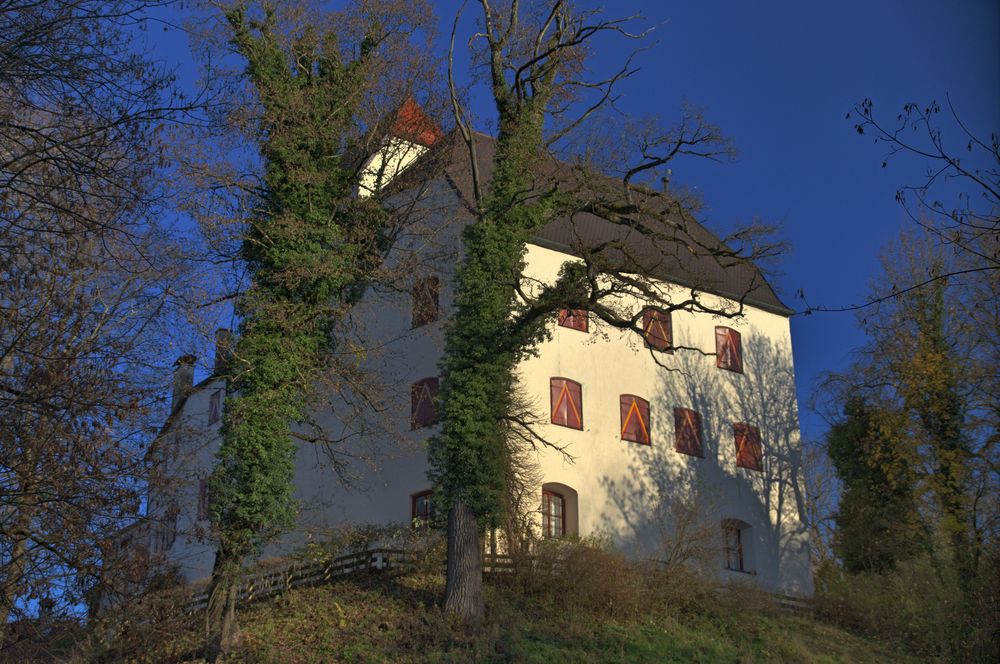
[214, 328, 233, 376]
[171, 354, 196, 413]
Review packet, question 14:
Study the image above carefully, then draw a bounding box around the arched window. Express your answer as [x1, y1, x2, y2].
[674, 407, 703, 457]
[550, 378, 583, 430]
[620, 395, 651, 445]
[715, 326, 743, 372]
[541, 482, 579, 538]
[642, 307, 672, 352]
[542, 490, 565, 538]
[558, 309, 589, 332]
[410, 377, 439, 429]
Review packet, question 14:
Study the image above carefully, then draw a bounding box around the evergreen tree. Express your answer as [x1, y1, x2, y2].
[827, 398, 926, 573]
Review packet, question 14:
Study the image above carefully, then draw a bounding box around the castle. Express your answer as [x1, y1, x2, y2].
[140, 103, 814, 597]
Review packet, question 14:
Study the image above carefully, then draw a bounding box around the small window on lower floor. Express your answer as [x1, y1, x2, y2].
[722, 519, 754, 573]
[197, 477, 210, 521]
[542, 490, 565, 538]
[412, 490, 435, 526]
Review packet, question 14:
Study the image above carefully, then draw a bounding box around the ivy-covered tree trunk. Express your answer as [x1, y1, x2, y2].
[204, 4, 385, 656]
[430, 4, 565, 623]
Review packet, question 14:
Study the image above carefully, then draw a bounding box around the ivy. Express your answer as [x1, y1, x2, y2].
[209, 5, 387, 570]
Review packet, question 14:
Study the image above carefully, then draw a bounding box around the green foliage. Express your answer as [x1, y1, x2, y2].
[826, 398, 927, 573]
[815, 553, 998, 662]
[209, 4, 387, 565]
[428, 68, 585, 529]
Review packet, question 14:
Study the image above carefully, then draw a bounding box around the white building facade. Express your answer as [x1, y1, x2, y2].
[145, 123, 814, 598]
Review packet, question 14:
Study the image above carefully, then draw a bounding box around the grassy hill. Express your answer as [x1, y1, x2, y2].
[87, 558, 919, 664]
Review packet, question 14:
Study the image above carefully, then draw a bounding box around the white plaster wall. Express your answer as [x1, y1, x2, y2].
[154, 216, 812, 597]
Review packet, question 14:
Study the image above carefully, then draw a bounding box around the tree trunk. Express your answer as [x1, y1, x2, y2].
[205, 548, 241, 661]
[443, 499, 484, 625]
[0, 529, 29, 647]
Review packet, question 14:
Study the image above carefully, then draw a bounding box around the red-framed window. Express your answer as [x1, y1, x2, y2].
[733, 423, 763, 471]
[558, 309, 589, 333]
[542, 490, 565, 538]
[208, 389, 222, 425]
[411, 490, 435, 525]
[674, 407, 704, 457]
[715, 326, 743, 373]
[410, 377, 439, 429]
[411, 276, 440, 328]
[197, 477, 210, 521]
[642, 307, 672, 352]
[723, 522, 745, 572]
[620, 395, 651, 445]
[550, 378, 583, 430]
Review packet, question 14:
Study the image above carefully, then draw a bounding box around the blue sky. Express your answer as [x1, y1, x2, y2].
[148, 1, 998, 442]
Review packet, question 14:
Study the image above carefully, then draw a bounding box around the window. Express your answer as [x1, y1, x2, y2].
[410, 378, 439, 429]
[733, 423, 763, 471]
[411, 490, 435, 525]
[197, 477, 210, 521]
[208, 389, 222, 425]
[550, 378, 583, 430]
[674, 407, 703, 457]
[715, 326, 743, 373]
[558, 309, 589, 333]
[642, 307, 672, 352]
[411, 276, 440, 328]
[542, 490, 565, 538]
[620, 395, 651, 445]
[723, 522, 745, 572]
[155, 503, 179, 553]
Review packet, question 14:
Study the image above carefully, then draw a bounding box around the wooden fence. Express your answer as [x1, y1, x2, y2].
[182, 549, 812, 615]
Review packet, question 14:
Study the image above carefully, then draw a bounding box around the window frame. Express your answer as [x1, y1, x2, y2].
[557, 308, 589, 333]
[733, 423, 763, 471]
[197, 477, 210, 521]
[673, 407, 704, 457]
[411, 276, 440, 329]
[620, 394, 651, 445]
[549, 377, 583, 430]
[411, 490, 435, 525]
[715, 326, 743, 373]
[208, 389, 222, 425]
[723, 522, 745, 572]
[542, 490, 566, 539]
[410, 377, 439, 430]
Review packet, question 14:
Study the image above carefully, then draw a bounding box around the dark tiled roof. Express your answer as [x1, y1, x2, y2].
[435, 132, 791, 316]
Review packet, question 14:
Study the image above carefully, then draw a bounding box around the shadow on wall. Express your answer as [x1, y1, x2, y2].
[598, 332, 814, 595]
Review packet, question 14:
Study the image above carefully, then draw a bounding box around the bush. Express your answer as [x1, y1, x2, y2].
[814, 556, 997, 662]
[497, 536, 649, 619]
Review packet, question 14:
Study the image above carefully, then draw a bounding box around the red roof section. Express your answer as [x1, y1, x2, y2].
[391, 98, 443, 147]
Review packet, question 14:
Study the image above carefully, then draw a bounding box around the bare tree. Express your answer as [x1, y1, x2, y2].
[799, 97, 998, 314]
[0, 0, 199, 646]
[432, 0, 783, 623]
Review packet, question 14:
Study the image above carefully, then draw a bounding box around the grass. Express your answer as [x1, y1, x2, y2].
[88, 566, 920, 664]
